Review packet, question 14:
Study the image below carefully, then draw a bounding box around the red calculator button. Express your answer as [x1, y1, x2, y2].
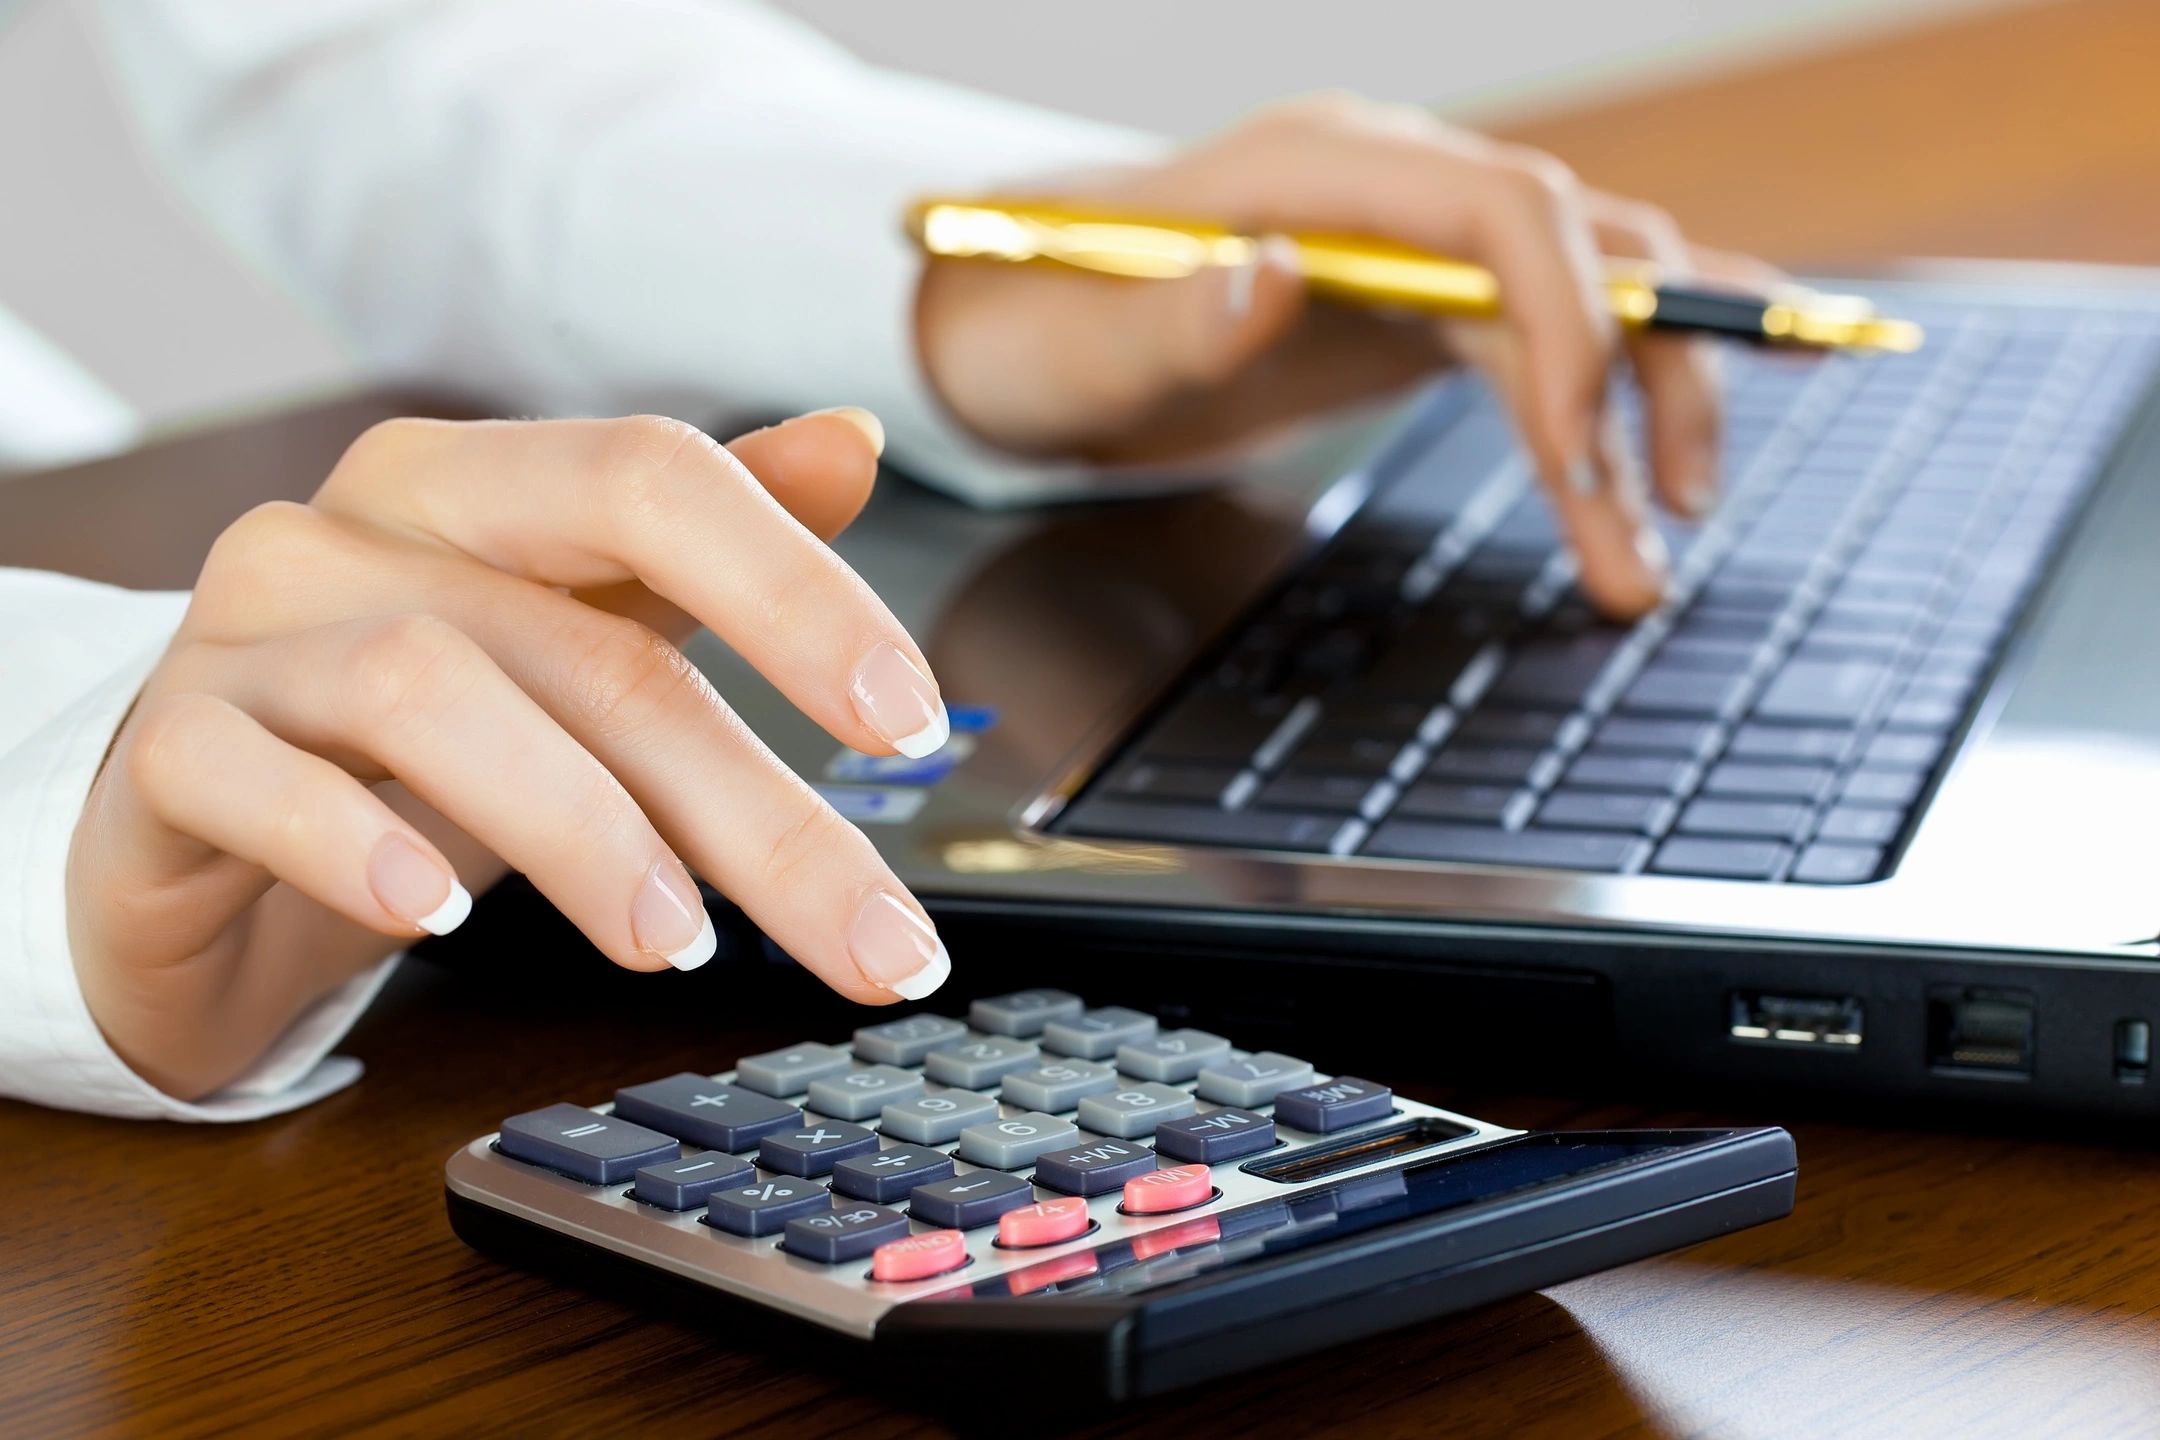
[997, 1196, 1091, 1248]
[871, 1229, 968, 1282]
[1122, 1163, 1214, 1214]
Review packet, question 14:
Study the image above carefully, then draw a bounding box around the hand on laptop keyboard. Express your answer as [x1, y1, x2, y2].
[64, 409, 952, 1105]
[916, 93, 1783, 619]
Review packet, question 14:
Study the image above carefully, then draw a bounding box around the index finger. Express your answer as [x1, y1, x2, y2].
[315, 412, 947, 758]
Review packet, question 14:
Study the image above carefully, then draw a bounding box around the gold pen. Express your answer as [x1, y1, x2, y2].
[907, 197, 1924, 354]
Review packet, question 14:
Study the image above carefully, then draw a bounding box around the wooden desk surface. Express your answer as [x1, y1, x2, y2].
[6, 2, 2160, 1435]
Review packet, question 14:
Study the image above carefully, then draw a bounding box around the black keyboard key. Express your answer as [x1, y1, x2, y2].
[1487, 634, 1627, 707]
[1454, 709, 1578, 749]
[1256, 772, 1386, 814]
[1792, 843, 1885, 884]
[1701, 761, 1834, 803]
[1649, 838, 1791, 880]
[1752, 660, 1891, 725]
[706, 1177, 830, 1237]
[830, 1144, 957, 1203]
[1363, 821, 1649, 872]
[1154, 1108, 1277, 1164]
[1105, 760, 1242, 804]
[1274, 1077, 1394, 1133]
[1863, 731, 1944, 768]
[631, 1151, 755, 1211]
[1594, 717, 1722, 757]
[1677, 799, 1811, 842]
[1424, 745, 1561, 787]
[783, 1203, 910, 1264]
[1620, 665, 1753, 719]
[497, 1104, 679, 1184]
[1287, 735, 1414, 775]
[1884, 692, 1966, 730]
[1032, 1138, 1161, 1196]
[1841, 767, 1927, 808]
[1726, 724, 1852, 763]
[1143, 693, 1294, 762]
[906, 1170, 1036, 1230]
[1817, 806, 1903, 844]
[1061, 799, 1359, 853]
[1565, 752, 1701, 794]
[611, 1075, 802, 1154]
[1537, 789, 1676, 835]
[1390, 781, 1524, 824]
[758, 1121, 878, 1177]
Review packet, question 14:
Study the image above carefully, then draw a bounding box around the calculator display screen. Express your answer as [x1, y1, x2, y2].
[937, 1132, 1701, 1301]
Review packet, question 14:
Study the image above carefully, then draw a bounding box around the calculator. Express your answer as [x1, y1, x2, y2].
[445, 989, 1796, 1405]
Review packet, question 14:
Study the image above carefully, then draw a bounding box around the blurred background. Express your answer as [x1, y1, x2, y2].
[0, 0, 2027, 450]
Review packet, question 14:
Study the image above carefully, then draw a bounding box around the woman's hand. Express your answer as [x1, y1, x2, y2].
[68, 408, 952, 1102]
[916, 94, 1782, 619]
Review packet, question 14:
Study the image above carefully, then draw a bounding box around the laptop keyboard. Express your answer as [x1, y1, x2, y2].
[1054, 304, 2160, 883]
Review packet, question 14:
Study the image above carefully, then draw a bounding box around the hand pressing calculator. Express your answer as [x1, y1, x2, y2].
[446, 990, 1796, 1405]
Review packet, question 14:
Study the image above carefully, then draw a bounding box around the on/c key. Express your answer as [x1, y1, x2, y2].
[996, 1196, 1092, 1249]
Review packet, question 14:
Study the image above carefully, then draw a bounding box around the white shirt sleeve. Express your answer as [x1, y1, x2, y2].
[90, 0, 1169, 506]
[0, 570, 398, 1120]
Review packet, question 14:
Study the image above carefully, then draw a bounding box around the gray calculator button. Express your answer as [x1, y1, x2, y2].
[735, 1043, 852, 1098]
[1273, 1077, 1395, 1133]
[829, 1144, 956, 1203]
[1115, 1029, 1232, 1083]
[705, 1177, 830, 1236]
[1154, 1108, 1276, 1165]
[804, 1065, 925, 1121]
[907, 1170, 1034, 1229]
[967, 989, 1085, 1037]
[1032, 1137, 1158, 1196]
[1000, 1059, 1119, 1113]
[955, 1110, 1080, 1169]
[1194, 1052, 1316, 1107]
[497, 1103, 679, 1184]
[1075, 1083, 1198, 1140]
[923, 1035, 1041, 1088]
[878, 1088, 1000, 1144]
[757, 1120, 879, 1176]
[850, 1014, 968, 1066]
[610, 1075, 801, 1152]
[1040, 1006, 1158, 1059]
[630, 1150, 755, 1210]
[783, 1202, 911, 1264]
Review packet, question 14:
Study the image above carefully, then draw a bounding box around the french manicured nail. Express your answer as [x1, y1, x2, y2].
[368, 833, 470, 936]
[849, 891, 951, 999]
[850, 640, 948, 758]
[632, 858, 716, 971]
[1636, 524, 1672, 575]
[810, 405, 885, 458]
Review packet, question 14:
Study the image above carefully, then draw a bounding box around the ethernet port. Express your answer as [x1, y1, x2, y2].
[1926, 987, 2035, 1078]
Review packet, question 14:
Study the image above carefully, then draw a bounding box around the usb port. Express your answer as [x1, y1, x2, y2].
[1729, 992, 1864, 1049]
[1926, 987, 2035, 1077]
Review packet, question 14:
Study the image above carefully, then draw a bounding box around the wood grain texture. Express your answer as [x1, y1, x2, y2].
[6, 1, 2160, 1435]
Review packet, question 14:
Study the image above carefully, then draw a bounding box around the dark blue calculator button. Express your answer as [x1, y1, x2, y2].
[611, 1074, 801, 1153]
[1272, 1077, 1394, 1133]
[758, 1121, 878, 1176]
[630, 1150, 755, 1210]
[1154, 1107, 1276, 1164]
[830, 1145, 956, 1203]
[497, 1103, 679, 1184]
[782, 1203, 911, 1264]
[1032, 1138, 1158, 1196]
[706, 1177, 831, 1236]
[906, 1170, 1035, 1230]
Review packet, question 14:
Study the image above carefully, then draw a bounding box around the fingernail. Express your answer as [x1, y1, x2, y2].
[849, 891, 951, 999]
[632, 858, 717, 971]
[1225, 254, 1259, 321]
[1636, 525, 1672, 575]
[1567, 456, 1603, 497]
[849, 640, 948, 758]
[809, 405, 884, 458]
[368, 833, 470, 936]
[1680, 481, 1717, 519]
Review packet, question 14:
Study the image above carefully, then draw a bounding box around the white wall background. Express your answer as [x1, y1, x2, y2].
[0, 0, 2017, 436]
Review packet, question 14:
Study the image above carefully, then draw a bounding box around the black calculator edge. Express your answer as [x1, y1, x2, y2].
[448, 1126, 1794, 1410]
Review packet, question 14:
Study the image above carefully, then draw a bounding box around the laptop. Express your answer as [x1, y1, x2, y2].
[691, 264, 2160, 1120]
